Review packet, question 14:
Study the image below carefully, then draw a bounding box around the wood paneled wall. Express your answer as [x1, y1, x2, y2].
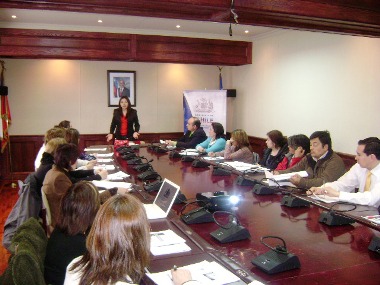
[0, 133, 356, 182]
[1, 1, 380, 37]
[0, 28, 252, 65]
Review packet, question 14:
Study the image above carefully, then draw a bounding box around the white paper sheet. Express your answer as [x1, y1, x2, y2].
[107, 171, 130, 180]
[92, 180, 132, 190]
[96, 153, 114, 157]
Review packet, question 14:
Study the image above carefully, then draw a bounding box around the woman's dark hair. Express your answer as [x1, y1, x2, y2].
[57, 181, 100, 236]
[54, 143, 79, 170]
[56, 120, 71, 129]
[118, 96, 132, 113]
[288, 134, 310, 154]
[267, 130, 287, 149]
[211, 122, 225, 139]
[70, 194, 150, 285]
[65, 128, 80, 146]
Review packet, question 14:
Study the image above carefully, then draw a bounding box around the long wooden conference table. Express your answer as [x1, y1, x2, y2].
[88, 144, 380, 285]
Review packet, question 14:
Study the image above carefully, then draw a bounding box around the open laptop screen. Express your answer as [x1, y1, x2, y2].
[154, 179, 180, 214]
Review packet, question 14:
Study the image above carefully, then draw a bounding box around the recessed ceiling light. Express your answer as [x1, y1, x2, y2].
[176, 25, 181, 29]
[98, 19, 103, 23]
[11, 15, 17, 19]
[245, 30, 249, 34]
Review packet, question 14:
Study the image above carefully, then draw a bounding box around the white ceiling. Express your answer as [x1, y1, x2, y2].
[0, 8, 277, 40]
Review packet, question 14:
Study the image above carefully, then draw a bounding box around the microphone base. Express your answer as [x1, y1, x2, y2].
[181, 208, 214, 224]
[236, 176, 256, 186]
[281, 195, 310, 208]
[212, 167, 231, 176]
[318, 211, 355, 226]
[252, 250, 301, 274]
[252, 184, 275, 195]
[368, 236, 380, 254]
[210, 225, 251, 243]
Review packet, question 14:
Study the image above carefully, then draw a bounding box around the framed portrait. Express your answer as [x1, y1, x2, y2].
[107, 70, 136, 107]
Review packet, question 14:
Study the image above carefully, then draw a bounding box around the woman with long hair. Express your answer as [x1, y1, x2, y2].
[64, 194, 150, 285]
[210, 129, 253, 163]
[44, 181, 100, 285]
[106, 96, 140, 141]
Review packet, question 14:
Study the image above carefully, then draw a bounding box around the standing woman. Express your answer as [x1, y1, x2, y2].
[106, 96, 140, 141]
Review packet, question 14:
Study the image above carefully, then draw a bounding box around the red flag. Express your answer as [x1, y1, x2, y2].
[1, 95, 11, 153]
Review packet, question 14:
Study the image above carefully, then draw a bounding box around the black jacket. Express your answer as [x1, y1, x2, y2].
[259, 144, 288, 170]
[176, 127, 207, 149]
[109, 108, 140, 140]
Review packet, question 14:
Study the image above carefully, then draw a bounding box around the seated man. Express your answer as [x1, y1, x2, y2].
[309, 137, 380, 207]
[276, 130, 346, 188]
[166, 117, 207, 149]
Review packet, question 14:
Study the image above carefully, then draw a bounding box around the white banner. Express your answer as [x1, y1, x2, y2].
[183, 90, 227, 135]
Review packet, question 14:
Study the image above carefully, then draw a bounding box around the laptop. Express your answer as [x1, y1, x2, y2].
[143, 178, 180, 220]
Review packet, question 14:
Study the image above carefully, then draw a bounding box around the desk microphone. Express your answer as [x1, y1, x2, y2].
[212, 163, 234, 176]
[236, 169, 257, 186]
[210, 211, 251, 243]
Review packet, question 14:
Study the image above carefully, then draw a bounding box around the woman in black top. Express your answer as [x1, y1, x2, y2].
[106, 96, 140, 141]
[259, 129, 288, 170]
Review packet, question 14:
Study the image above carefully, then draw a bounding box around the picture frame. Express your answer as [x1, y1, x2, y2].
[107, 70, 136, 107]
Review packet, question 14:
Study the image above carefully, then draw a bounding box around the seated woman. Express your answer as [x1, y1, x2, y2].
[34, 127, 67, 171]
[195, 122, 226, 153]
[275, 134, 310, 171]
[209, 129, 253, 163]
[65, 127, 97, 170]
[42, 143, 128, 228]
[35, 137, 67, 193]
[44, 181, 100, 285]
[259, 130, 288, 170]
[64, 194, 150, 285]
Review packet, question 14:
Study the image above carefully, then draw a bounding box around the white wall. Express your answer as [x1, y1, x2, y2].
[233, 30, 380, 154]
[4, 59, 232, 135]
[4, 29, 380, 155]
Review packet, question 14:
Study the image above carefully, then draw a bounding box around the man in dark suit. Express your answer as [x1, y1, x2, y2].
[166, 117, 207, 149]
[116, 79, 130, 98]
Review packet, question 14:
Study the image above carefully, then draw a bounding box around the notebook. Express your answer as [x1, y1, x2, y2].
[143, 178, 180, 220]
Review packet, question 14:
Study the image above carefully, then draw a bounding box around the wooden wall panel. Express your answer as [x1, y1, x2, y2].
[0, 28, 252, 65]
[1, 1, 380, 37]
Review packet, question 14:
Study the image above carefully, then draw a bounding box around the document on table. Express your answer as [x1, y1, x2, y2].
[309, 193, 339, 203]
[150, 230, 191, 256]
[96, 153, 114, 157]
[97, 158, 113, 163]
[221, 161, 268, 172]
[146, 260, 240, 285]
[362, 215, 380, 225]
[265, 170, 308, 187]
[84, 147, 107, 152]
[92, 180, 132, 190]
[107, 171, 130, 180]
[94, 164, 115, 171]
[179, 149, 199, 156]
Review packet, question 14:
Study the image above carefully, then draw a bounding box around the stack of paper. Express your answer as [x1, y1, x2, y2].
[84, 147, 107, 152]
[97, 158, 113, 163]
[97, 153, 114, 158]
[92, 180, 132, 190]
[107, 171, 130, 180]
[150, 230, 191, 256]
[94, 164, 115, 171]
[147, 260, 240, 285]
[221, 161, 268, 172]
[265, 170, 308, 187]
[179, 149, 199, 156]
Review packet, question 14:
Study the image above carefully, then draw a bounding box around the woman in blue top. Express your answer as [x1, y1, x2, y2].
[196, 122, 226, 153]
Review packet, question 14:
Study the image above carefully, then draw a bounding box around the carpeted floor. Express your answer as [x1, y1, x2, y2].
[0, 183, 20, 275]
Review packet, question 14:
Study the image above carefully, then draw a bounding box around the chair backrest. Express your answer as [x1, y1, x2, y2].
[41, 190, 53, 235]
[0, 218, 47, 285]
[252, 152, 260, 164]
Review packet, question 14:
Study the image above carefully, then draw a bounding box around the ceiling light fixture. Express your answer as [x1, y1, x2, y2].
[11, 15, 17, 19]
[245, 30, 249, 34]
[176, 25, 181, 28]
[98, 19, 103, 23]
